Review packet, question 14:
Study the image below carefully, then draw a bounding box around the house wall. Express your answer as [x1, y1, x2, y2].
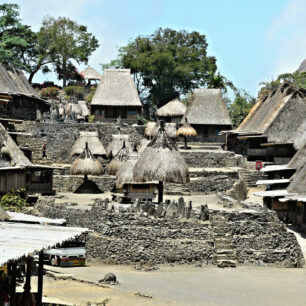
[0, 96, 49, 120]
[0, 169, 26, 193]
[91, 106, 142, 122]
[190, 124, 231, 142]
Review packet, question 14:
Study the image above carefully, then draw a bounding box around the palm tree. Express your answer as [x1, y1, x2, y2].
[206, 71, 236, 93]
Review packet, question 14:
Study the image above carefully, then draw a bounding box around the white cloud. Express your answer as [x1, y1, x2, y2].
[266, 0, 306, 76]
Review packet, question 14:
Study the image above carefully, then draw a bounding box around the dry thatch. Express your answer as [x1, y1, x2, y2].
[70, 131, 106, 157]
[176, 119, 197, 137]
[183, 89, 232, 126]
[137, 138, 150, 153]
[81, 66, 101, 80]
[0, 207, 10, 221]
[298, 59, 306, 72]
[288, 143, 306, 170]
[0, 123, 31, 167]
[116, 159, 137, 188]
[133, 123, 190, 184]
[70, 144, 103, 176]
[287, 163, 306, 195]
[91, 69, 142, 107]
[145, 122, 177, 139]
[106, 134, 132, 159]
[107, 142, 130, 175]
[144, 122, 159, 137]
[155, 99, 186, 117]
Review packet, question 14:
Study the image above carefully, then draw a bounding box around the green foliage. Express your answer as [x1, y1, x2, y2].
[137, 114, 147, 125]
[206, 71, 236, 93]
[39, 87, 59, 98]
[259, 71, 306, 97]
[40, 16, 99, 87]
[85, 87, 96, 103]
[105, 28, 217, 110]
[228, 89, 256, 128]
[0, 4, 35, 70]
[64, 86, 84, 99]
[88, 115, 95, 123]
[0, 190, 30, 212]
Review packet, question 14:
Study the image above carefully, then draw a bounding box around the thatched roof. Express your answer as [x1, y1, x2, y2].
[133, 123, 189, 184]
[70, 131, 106, 156]
[235, 85, 306, 148]
[106, 134, 132, 159]
[176, 118, 197, 137]
[116, 159, 137, 188]
[288, 143, 306, 170]
[107, 142, 130, 175]
[156, 99, 186, 117]
[144, 122, 177, 138]
[0, 64, 38, 97]
[137, 138, 150, 153]
[264, 91, 306, 149]
[0, 123, 31, 167]
[183, 89, 232, 126]
[70, 144, 103, 176]
[91, 69, 142, 107]
[297, 59, 306, 72]
[81, 66, 101, 80]
[287, 164, 306, 195]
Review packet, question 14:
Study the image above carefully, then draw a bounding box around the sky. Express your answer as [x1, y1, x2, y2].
[4, 0, 306, 96]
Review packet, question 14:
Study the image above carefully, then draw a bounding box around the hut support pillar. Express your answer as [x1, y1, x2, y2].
[8, 262, 17, 305]
[158, 181, 163, 203]
[184, 136, 188, 149]
[37, 251, 44, 306]
[24, 256, 32, 305]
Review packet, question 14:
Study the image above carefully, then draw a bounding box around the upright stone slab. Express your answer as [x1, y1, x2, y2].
[177, 197, 186, 219]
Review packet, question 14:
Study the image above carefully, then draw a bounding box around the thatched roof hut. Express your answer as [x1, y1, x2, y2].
[70, 131, 106, 157]
[81, 66, 101, 80]
[155, 99, 186, 123]
[287, 163, 306, 195]
[91, 69, 142, 121]
[177, 118, 197, 137]
[133, 121, 189, 202]
[0, 123, 31, 167]
[70, 143, 103, 176]
[107, 142, 130, 175]
[184, 89, 232, 126]
[106, 134, 132, 159]
[91, 69, 142, 107]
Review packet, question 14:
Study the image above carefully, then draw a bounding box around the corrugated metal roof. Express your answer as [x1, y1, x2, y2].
[7, 212, 66, 225]
[256, 179, 291, 185]
[0, 222, 88, 266]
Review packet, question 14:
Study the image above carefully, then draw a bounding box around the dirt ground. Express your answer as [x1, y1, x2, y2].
[42, 264, 306, 306]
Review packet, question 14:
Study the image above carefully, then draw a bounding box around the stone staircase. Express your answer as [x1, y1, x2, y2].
[225, 156, 239, 168]
[238, 169, 267, 187]
[211, 213, 237, 268]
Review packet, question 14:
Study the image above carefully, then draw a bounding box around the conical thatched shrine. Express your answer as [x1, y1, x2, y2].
[133, 121, 189, 203]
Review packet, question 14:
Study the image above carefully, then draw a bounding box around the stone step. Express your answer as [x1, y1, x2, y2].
[216, 249, 235, 255]
[217, 259, 237, 268]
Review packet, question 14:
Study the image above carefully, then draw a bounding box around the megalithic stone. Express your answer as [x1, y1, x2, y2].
[178, 197, 186, 218]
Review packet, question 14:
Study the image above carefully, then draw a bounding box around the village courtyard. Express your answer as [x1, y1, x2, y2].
[0, 1, 306, 306]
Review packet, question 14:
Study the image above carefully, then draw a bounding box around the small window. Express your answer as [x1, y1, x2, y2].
[127, 110, 137, 116]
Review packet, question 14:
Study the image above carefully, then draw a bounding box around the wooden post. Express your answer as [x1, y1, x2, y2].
[158, 181, 163, 203]
[184, 136, 187, 149]
[9, 262, 17, 305]
[37, 251, 44, 306]
[24, 256, 32, 306]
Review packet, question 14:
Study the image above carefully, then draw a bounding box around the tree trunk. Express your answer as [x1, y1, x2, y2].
[28, 71, 36, 84]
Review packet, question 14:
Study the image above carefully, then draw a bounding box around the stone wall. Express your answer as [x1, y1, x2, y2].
[14, 122, 145, 164]
[35, 197, 304, 267]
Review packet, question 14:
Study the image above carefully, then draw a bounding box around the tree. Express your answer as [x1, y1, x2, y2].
[206, 71, 236, 92]
[228, 89, 256, 128]
[106, 28, 217, 113]
[0, 3, 34, 70]
[40, 16, 99, 87]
